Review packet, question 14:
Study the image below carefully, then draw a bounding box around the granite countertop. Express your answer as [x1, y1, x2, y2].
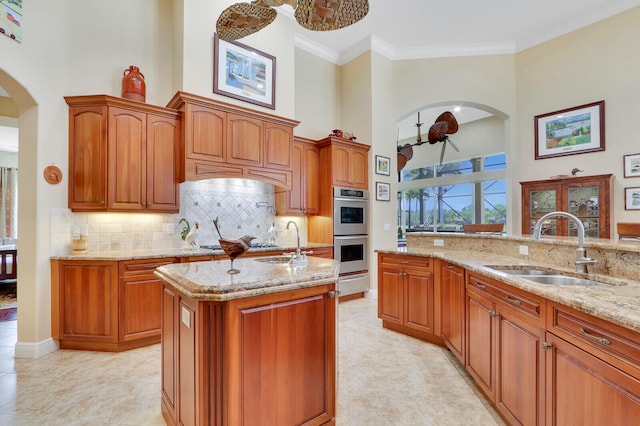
[377, 247, 640, 334]
[50, 243, 333, 261]
[154, 256, 340, 301]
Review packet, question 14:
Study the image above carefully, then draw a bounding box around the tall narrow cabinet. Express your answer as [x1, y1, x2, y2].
[521, 174, 614, 238]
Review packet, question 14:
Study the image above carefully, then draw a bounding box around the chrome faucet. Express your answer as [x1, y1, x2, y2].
[285, 220, 310, 265]
[532, 211, 597, 273]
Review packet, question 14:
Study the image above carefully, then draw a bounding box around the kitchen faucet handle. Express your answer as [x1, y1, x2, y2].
[301, 250, 313, 257]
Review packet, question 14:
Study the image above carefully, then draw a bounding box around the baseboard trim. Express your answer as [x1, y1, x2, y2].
[365, 289, 378, 299]
[15, 338, 59, 359]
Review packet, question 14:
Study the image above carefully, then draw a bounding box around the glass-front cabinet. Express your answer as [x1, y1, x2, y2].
[521, 174, 614, 239]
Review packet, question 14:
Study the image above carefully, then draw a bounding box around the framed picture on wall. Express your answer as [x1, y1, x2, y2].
[623, 153, 640, 178]
[625, 187, 640, 210]
[376, 182, 390, 201]
[534, 101, 605, 159]
[213, 33, 276, 109]
[375, 155, 390, 175]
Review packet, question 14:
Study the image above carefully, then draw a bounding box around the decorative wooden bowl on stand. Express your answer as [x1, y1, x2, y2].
[213, 217, 255, 274]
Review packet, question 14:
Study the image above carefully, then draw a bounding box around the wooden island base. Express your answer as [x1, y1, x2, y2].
[161, 281, 337, 426]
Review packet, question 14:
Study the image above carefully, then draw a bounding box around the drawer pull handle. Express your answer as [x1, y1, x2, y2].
[475, 283, 487, 289]
[580, 328, 611, 345]
[143, 264, 161, 269]
[506, 295, 521, 305]
[398, 261, 410, 264]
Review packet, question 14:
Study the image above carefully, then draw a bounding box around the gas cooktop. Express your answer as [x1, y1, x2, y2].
[199, 242, 280, 251]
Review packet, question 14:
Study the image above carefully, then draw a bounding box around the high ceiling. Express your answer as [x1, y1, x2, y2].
[286, 0, 640, 64]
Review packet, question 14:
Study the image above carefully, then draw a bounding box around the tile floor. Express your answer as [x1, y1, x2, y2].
[0, 298, 503, 425]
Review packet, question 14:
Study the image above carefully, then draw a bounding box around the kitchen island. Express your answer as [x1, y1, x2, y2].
[154, 255, 340, 426]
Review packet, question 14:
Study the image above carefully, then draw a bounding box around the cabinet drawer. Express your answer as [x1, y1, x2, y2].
[548, 302, 640, 370]
[120, 258, 178, 276]
[467, 273, 543, 321]
[378, 253, 432, 271]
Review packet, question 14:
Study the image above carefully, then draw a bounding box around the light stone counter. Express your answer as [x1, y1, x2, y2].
[49, 243, 333, 261]
[379, 234, 640, 333]
[154, 256, 340, 301]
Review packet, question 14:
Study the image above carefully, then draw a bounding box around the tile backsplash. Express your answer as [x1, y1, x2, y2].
[50, 178, 309, 255]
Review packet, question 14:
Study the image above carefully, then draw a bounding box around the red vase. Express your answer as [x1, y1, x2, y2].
[122, 65, 146, 102]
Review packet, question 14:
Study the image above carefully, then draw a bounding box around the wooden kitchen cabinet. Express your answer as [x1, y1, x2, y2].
[378, 253, 437, 342]
[167, 91, 298, 188]
[51, 256, 177, 351]
[66, 95, 180, 213]
[161, 282, 337, 426]
[521, 173, 614, 238]
[466, 272, 545, 426]
[439, 260, 466, 364]
[544, 301, 640, 425]
[275, 136, 320, 215]
[317, 136, 370, 189]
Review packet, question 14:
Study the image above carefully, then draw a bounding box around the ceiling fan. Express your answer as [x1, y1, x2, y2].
[397, 111, 460, 171]
[216, 0, 370, 42]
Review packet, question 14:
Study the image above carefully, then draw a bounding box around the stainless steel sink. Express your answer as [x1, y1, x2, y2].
[485, 265, 619, 286]
[253, 256, 292, 264]
[523, 275, 598, 286]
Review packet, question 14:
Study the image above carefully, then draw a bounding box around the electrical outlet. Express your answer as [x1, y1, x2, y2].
[434, 239, 445, 247]
[519, 245, 529, 255]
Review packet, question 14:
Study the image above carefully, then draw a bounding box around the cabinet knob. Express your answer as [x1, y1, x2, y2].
[542, 342, 552, 350]
[487, 309, 499, 317]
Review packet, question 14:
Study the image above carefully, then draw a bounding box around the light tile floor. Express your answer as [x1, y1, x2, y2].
[0, 298, 503, 425]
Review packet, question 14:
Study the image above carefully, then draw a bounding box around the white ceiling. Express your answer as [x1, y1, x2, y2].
[2, 0, 639, 153]
[285, 0, 640, 64]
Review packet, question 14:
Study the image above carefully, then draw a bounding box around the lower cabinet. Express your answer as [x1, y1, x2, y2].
[51, 257, 177, 351]
[440, 260, 465, 364]
[378, 253, 436, 341]
[466, 272, 545, 426]
[161, 282, 337, 426]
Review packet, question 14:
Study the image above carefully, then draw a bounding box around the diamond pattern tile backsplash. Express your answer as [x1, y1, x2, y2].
[50, 179, 308, 255]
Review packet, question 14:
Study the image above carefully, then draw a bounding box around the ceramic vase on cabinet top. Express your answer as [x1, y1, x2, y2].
[122, 65, 146, 102]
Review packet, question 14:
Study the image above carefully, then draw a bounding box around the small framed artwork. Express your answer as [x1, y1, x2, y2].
[623, 153, 640, 178]
[625, 187, 640, 210]
[213, 33, 276, 109]
[375, 155, 390, 176]
[376, 182, 391, 201]
[534, 100, 605, 159]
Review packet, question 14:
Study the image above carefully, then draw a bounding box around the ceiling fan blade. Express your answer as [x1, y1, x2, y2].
[295, 0, 369, 31]
[253, 0, 297, 7]
[439, 141, 447, 165]
[428, 122, 447, 144]
[216, 3, 277, 41]
[397, 152, 408, 171]
[448, 138, 460, 152]
[435, 111, 459, 134]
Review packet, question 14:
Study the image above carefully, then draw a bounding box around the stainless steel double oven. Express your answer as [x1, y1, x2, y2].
[333, 187, 369, 296]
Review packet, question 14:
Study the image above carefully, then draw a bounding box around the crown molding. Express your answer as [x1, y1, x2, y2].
[293, 33, 340, 63]
[394, 42, 515, 60]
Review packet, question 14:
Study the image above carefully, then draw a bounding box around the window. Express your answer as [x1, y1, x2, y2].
[398, 154, 506, 235]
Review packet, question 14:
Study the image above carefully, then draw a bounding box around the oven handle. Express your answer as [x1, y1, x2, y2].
[334, 197, 368, 203]
[334, 235, 368, 240]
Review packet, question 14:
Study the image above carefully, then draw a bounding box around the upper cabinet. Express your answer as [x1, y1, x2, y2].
[521, 174, 614, 238]
[275, 137, 320, 215]
[66, 95, 180, 213]
[317, 137, 370, 189]
[166, 92, 298, 189]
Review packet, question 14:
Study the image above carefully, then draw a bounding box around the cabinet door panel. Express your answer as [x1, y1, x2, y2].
[108, 108, 146, 210]
[227, 114, 262, 166]
[378, 266, 403, 324]
[466, 290, 495, 399]
[186, 104, 226, 161]
[120, 276, 162, 341]
[404, 269, 434, 334]
[61, 263, 117, 341]
[496, 311, 542, 426]
[69, 106, 108, 209]
[546, 333, 640, 425]
[441, 263, 465, 363]
[147, 115, 179, 211]
[161, 286, 177, 416]
[349, 148, 368, 188]
[304, 145, 320, 214]
[264, 123, 292, 170]
[331, 145, 351, 187]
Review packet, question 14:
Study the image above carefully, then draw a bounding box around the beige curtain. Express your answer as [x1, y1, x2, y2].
[0, 167, 18, 239]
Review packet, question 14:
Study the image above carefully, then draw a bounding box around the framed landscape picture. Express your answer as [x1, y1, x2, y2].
[534, 101, 605, 159]
[376, 182, 390, 201]
[213, 33, 276, 109]
[623, 153, 640, 178]
[625, 187, 640, 210]
[375, 155, 390, 175]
